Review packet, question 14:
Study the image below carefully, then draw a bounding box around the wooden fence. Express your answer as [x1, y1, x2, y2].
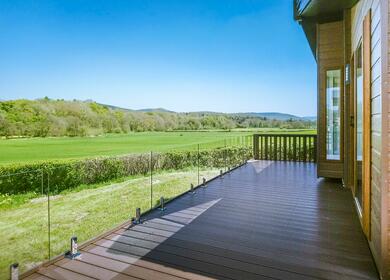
[253, 134, 317, 162]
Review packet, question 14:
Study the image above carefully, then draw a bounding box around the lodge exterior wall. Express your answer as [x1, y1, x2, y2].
[315, 0, 389, 277]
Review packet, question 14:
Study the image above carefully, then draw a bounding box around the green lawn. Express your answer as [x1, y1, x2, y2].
[0, 168, 220, 279]
[0, 129, 315, 165]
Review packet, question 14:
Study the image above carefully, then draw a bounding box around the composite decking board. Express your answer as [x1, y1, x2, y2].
[140, 197, 358, 227]
[150, 195, 359, 218]
[170, 189, 357, 214]
[134, 210, 368, 247]
[83, 245, 216, 280]
[103, 233, 319, 280]
[138, 209, 366, 240]
[93, 239, 247, 280]
[128, 219, 368, 257]
[86, 244, 230, 280]
[147, 209, 362, 232]
[154, 215, 368, 247]
[55, 258, 138, 280]
[107, 228, 375, 280]
[95, 238, 274, 280]
[115, 224, 371, 263]
[77, 251, 186, 280]
[23, 273, 54, 280]
[110, 229, 356, 280]
[103, 232, 362, 280]
[38, 265, 95, 280]
[115, 225, 368, 256]
[26, 161, 378, 280]
[91, 239, 318, 280]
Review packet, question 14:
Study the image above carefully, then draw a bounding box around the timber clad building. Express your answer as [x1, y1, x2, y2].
[294, 0, 389, 278]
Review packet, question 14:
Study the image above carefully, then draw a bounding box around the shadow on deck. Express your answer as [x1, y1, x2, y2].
[27, 160, 379, 280]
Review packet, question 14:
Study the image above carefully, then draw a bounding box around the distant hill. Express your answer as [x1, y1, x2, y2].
[105, 106, 314, 121]
[301, 116, 317, 121]
[136, 108, 176, 113]
[94, 102, 133, 112]
[0, 98, 316, 137]
[233, 112, 302, 121]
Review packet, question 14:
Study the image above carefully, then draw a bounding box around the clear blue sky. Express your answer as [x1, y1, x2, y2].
[0, 0, 317, 116]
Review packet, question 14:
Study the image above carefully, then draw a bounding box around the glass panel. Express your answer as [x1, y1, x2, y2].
[0, 171, 49, 279]
[50, 154, 152, 259]
[355, 44, 363, 206]
[326, 69, 341, 160]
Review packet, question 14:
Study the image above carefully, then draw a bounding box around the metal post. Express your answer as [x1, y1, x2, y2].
[220, 169, 223, 178]
[159, 196, 166, 211]
[202, 177, 206, 187]
[189, 183, 196, 194]
[71, 237, 77, 255]
[66, 236, 80, 259]
[10, 263, 18, 280]
[133, 207, 142, 224]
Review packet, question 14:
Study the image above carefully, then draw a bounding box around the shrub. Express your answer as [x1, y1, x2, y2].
[0, 147, 252, 195]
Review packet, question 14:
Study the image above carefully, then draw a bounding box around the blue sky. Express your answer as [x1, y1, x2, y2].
[0, 0, 316, 116]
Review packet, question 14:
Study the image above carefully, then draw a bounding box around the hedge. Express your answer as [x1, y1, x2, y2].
[0, 147, 252, 195]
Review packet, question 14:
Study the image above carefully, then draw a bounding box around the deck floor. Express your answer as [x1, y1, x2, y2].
[26, 160, 379, 280]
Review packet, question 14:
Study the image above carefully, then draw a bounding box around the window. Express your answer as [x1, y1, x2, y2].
[326, 69, 341, 160]
[356, 44, 363, 162]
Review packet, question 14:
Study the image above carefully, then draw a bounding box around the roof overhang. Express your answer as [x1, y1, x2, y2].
[294, 0, 359, 58]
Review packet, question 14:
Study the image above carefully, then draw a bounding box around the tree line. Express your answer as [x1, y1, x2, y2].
[0, 98, 316, 137]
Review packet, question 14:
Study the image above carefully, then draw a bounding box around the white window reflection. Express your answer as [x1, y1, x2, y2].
[326, 69, 341, 160]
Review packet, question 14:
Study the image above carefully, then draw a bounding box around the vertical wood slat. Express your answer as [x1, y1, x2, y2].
[274, 136, 277, 160]
[253, 134, 259, 160]
[252, 134, 317, 162]
[293, 137, 297, 161]
[261, 135, 264, 159]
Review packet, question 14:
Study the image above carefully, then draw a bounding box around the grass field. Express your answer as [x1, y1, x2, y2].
[0, 129, 315, 165]
[0, 168, 220, 279]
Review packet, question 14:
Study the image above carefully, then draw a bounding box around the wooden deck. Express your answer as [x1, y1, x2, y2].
[25, 160, 379, 280]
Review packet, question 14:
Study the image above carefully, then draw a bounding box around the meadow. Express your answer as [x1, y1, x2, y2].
[0, 129, 315, 165]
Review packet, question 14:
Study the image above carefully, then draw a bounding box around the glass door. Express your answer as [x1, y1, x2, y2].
[354, 43, 363, 210]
